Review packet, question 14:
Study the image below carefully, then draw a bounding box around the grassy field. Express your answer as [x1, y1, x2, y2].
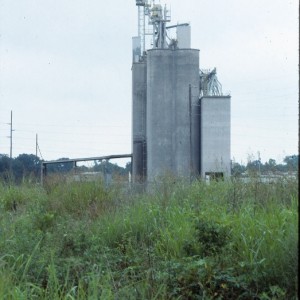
[0, 175, 298, 299]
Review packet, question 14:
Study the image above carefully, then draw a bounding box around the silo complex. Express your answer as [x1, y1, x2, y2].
[131, 1, 231, 182]
[146, 49, 199, 180]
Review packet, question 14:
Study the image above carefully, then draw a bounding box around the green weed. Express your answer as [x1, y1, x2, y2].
[0, 176, 298, 299]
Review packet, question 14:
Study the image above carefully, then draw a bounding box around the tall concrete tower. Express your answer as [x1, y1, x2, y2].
[200, 96, 231, 179]
[146, 48, 200, 180]
[132, 59, 147, 182]
[199, 69, 231, 179]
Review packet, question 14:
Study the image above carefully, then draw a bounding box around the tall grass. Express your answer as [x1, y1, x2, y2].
[0, 175, 298, 299]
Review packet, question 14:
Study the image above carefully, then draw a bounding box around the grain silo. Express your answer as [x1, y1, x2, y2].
[132, 58, 147, 182]
[200, 96, 231, 179]
[199, 69, 231, 179]
[146, 48, 200, 180]
[132, 0, 231, 182]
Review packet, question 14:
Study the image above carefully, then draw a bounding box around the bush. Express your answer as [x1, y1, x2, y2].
[195, 219, 231, 257]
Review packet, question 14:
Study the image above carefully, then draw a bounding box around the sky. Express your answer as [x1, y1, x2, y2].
[0, 0, 298, 167]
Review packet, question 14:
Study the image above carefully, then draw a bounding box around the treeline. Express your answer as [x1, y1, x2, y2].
[0, 154, 40, 182]
[0, 154, 131, 183]
[0, 153, 298, 183]
[232, 155, 298, 176]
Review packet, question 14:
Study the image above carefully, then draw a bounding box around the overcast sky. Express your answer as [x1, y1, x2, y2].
[0, 0, 298, 166]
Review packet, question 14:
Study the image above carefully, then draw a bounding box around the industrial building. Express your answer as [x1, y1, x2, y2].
[132, 0, 231, 182]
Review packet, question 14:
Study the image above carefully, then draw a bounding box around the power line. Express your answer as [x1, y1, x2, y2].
[37, 144, 44, 161]
[7, 121, 131, 128]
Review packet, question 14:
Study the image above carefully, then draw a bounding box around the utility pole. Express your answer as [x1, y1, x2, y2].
[10, 110, 12, 160]
[258, 151, 261, 175]
[189, 84, 192, 183]
[8, 110, 14, 176]
[36, 134, 38, 157]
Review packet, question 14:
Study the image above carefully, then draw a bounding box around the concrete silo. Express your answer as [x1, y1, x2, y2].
[146, 48, 200, 180]
[199, 69, 231, 179]
[132, 59, 147, 182]
[132, 1, 201, 181]
[200, 95, 231, 179]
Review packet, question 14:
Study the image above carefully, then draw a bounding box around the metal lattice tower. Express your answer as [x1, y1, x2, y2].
[135, 0, 171, 53]
[149, 3, 170, 48]
[136, 1, 147, 54]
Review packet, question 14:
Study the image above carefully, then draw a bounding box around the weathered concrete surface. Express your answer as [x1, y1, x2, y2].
[132, 60, 147, 182]
[146, 49, 200, 180]
[200, 96, 231, 178]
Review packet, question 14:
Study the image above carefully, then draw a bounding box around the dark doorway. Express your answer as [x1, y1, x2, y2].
[205, 172, 224, 181]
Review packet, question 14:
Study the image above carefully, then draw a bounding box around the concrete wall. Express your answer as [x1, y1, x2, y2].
[132, 36, 141, 63]
[177, 25, 191, 49]
[132, 60, 147, 182]
[146, 49, 200, 180]
[200, 96, 231, 178]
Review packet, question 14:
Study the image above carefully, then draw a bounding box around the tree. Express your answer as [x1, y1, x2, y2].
[246, 160, 261, 174]
[283, 155, 298, 171]
[263, 158, 277, 173]
[231, 162, 246, 176]
[125, 162, 132, 174]
[16, 154, 40, 174]
[0, 154, 11, 181]
[47, 158, 73, 173]
[13, 154, 41, 181]
[0, 154, 10, 172]
[93, 160, 128, 176]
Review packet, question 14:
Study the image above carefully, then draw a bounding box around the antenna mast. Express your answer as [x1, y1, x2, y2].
[135, 0, 171, 56]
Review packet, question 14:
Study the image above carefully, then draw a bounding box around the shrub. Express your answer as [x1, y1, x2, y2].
[195, 219, 231, 257]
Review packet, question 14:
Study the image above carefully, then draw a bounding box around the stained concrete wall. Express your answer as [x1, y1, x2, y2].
[177, 25, 191, 49]
[200, 96, 231, 178]
[132, 60, 147, 182]
[146, 49, 200, 180]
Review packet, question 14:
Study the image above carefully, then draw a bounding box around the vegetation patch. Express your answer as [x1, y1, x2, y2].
[0, 174, 298, 299]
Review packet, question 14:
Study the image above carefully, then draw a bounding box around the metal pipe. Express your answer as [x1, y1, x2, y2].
[166, 23, 189, 29]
